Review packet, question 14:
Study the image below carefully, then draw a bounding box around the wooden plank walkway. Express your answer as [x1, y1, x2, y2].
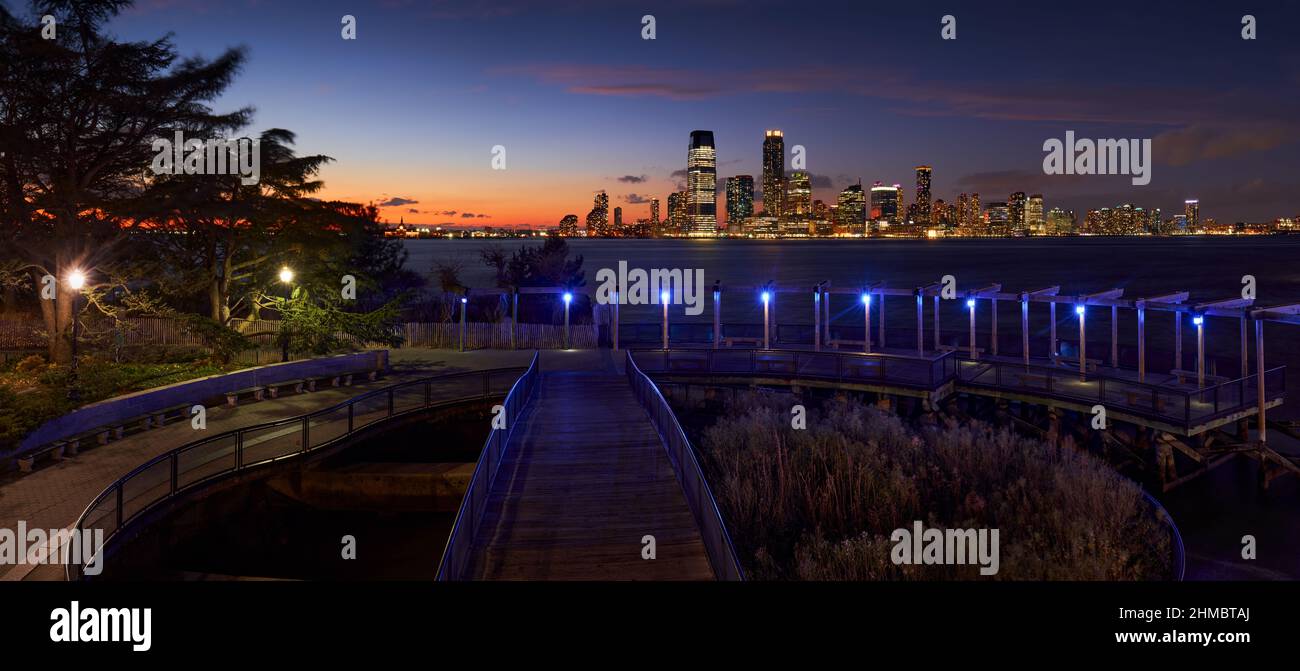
[466, 370, 714, 580]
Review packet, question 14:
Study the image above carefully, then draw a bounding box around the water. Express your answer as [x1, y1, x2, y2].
[405, 236, 1300, 578]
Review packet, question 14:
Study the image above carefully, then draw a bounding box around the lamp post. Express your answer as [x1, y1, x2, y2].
[459, 296, 468, 352]
[1194, 314, 1205, 388]
[562, 292, 572, 349]
[661, 290, 670, 350]
[66, 269, 86, 402]
[278, 267, 294, 362]
[761, 290, 771, 350]
[1076, 304, 1087, 381]
[862, 293, 871, 354]
[967, 297, 977, 360]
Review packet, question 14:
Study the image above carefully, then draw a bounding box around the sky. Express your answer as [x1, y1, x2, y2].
[41, 0, 1300, 227]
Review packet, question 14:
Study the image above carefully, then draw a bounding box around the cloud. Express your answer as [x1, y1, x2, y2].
[439, 210, 458, 216]
[669, 169, 687, 178]
[618, 175, 648, 183]
[378, 196, 418, 207]
[622, 193, 652, 204]
[460, 212, 491, 218]
[408, 208, 420, 213]
[1154, 123, 1300, 167]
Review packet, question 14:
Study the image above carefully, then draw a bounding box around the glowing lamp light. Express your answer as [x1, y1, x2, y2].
[1075, 305, 1085, 316]
[1193, 315, 1204, 326]
[660, 291, 670, 304]
[66, 270, 86, 291]
[562, 292, 573, 304]
[861, 294, 869, 305]
[278, 267, 294, 284]
[966, 298, 976, 309]
[460, 297, 468, 304]
[761, 291, 770, 303]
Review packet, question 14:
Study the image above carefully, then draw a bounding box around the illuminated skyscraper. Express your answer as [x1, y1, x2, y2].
[585, 191, 609, 236]
[667, 190, 688, 233]
[786, 171, 812, 216]
[1046, 207, 1075, 235]
[725, 175, 755, 227]
[870, 182, 900, 234]
[650, 198, 660, 226]
[1025, 194, 1044, 234]
[1185, 199, 1200, 232]
[836, 181, 866, 235]
[687, 130, 717, 234]
[986, 201, 1009, 236]
[558, 214, 579, 237]
[762, 130, 785, 217]
[1008, 191, 1026, 234]
[914, 166, 932, 225]
[613, 206, 623, 233]
[969, 192, 981, 229]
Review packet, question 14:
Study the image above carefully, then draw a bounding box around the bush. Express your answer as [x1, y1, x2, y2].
[177, 315, 251, 364]
[14, 354, 46, 374]
[696, 392, 1171, 581]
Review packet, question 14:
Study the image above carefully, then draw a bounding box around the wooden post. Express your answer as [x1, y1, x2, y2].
[991, 298, 998, 356]
[1111, 305, 1118, 368]
[916, 294, 924, 356]
[1175, 313, 1182, 372]
[1078, 305, 1086, 381]
[1240, 315, 1248, 379]
[1196, 318, 1205, 388]
[1021, 295, 1030, 367]
[864, 294, 871, 354]
[1256, 319, 1266, 444]
[763, 294, 770, 350]
[511, 292, 518, 350]
[968, 299, 977, 360]
[662, 296, 669, 350]
[813, 289, 821, 352]
[713, 289, 721, 350]
[878, 293, 886, 350]
[1137, 306, 1146, 382]
[1049, 302, 1058, 362]
[612, 291, 620, 352]
[933, 296, 941, 351]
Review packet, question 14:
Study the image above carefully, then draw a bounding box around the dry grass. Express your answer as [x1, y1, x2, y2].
[697, 391, 1172, 580]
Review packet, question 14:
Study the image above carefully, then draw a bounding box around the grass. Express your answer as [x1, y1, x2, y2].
[692, 391, 1172, 580]
[0, 349, 249, 454]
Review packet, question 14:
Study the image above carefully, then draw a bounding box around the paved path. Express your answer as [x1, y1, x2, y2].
[0, 348, 536, 581]
[465, 351, 714, 580]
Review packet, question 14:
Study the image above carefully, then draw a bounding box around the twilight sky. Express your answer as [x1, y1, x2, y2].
[78, 0, 1300, 227]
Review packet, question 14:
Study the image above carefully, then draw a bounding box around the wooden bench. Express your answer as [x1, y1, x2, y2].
[723, 336, 764, 347]
[225, 385, 266, 407]
[267, 378, 314, 397]
[1125, 389, 1171, 413]
[1170, 369, 1230, 386]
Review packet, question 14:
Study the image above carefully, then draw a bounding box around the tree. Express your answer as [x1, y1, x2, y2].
[0, 0, 249, 362]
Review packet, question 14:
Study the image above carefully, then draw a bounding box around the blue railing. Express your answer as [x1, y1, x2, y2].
[630, 347, 958, 391]
[625, 351, 745, 581]
[435, 352, 542, 580]
[67, 364, 529, 581]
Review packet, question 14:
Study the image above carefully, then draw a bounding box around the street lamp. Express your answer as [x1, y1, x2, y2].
[661, 290, 670, 350]
[1193, 314, 1205, 388]
[66, 269, 86, 402]
[761, 290, 771, 350]
[1076, 304, 1087, 380]
[861, 293, 871, 354]
[562, 292, 573, 349]
[279, 267, 294, 362]
[967, 297, 978, 360]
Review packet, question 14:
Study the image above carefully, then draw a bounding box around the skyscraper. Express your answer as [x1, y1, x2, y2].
[667, 190, 688, 233]
[836, 181, 866, 235]
[956, 193, 970, 230]
[1185, 199, 1200, 232]
[687, 130, 717, 234]
[986, 201, 1009, 236]
[870, 182, 900, 234]
[761, 130, 785, 217]
[650, 198, 660, 226]
[558, 214, 579, 237]
[1008, 191, 1026, 235]
[785, 171, 812, 217]
[914, 166, 932, 225]
[585, 191, 609, 236]
[1046, 207, 1075, 235]
[613, 206, 623, 233]
[725, 175, 755, 227]
[1026, 194, 1044, 234]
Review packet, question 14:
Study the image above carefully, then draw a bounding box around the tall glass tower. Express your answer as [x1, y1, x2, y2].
[762, 130, 784, 218]
[687, 130, 717, 234]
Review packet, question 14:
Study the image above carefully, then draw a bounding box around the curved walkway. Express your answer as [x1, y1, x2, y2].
[0, 349, 536, 581]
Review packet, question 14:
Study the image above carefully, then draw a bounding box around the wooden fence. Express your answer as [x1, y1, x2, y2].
[403, 321, 597, 349]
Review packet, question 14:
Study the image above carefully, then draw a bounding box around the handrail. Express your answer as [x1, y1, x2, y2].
[67, 362, 532, 581]
[625, 350, 745, 581]
[435, 352, 542, 580]
[1143, 492, 1186, 581]
[631, 347, 958, 390]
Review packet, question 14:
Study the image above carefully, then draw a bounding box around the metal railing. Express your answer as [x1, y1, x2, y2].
[435, 352, 541, 580]
[956, 359, 1286, 430]
[631, 347, 958, 391]
[625, 351, 745, 581]
[67, 363, 531, 581]
[1143, 492, 1186, 581]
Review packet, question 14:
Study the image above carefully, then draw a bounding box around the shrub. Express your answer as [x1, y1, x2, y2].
[14, 354, 46, 374]
[696, 392, 1171, 581]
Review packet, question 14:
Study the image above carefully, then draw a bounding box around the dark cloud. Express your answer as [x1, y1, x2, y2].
[618, 174, 648, 183]
[408, 208, 420, 213]
[460, 212, 491, 218]
[440, 210, 458, 216]
[378, 196, 418, 207]
[670, 169, 687, 178]
[622, 193, 651, 204]
[1154, 123, 1300, 167]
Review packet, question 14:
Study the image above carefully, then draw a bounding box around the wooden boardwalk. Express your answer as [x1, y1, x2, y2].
[466, 370, 714, 580]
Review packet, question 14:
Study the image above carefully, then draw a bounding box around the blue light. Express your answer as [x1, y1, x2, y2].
[562, 292, 572, 304]
[660, 290, 670, 303]
[966, 298, 975, 308]
[460, 297, 467, 304]
[1075, 305, 1085, 316]
[1193, 315, 1204, 326]
[761, 291, 770, 303]
[860, 294, 869, 305]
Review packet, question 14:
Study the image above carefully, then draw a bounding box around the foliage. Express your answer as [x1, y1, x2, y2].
[176, 314, 252, 364]
[267, 287, 406, 356]
[695, 391, 1172, 580]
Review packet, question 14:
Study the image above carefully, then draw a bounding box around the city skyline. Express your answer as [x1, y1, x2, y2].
[100, 0, 1300, 228]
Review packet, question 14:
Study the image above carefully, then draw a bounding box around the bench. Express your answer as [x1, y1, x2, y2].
[267, 378, 314, 398]
[724, 336, 764, 347]
[1055, 356, 1102, 373]
[17, 425, 105, 472]
[225, 386, 266, 407]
